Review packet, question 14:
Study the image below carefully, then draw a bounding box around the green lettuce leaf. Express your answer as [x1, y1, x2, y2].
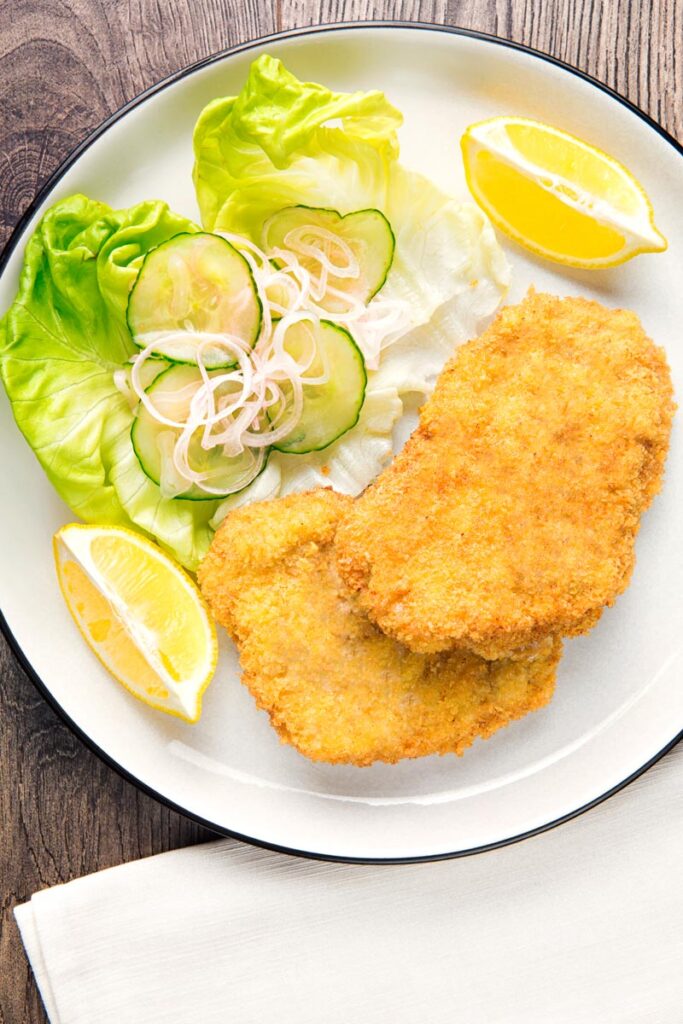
[193, 54, 403, 237]
[0, 194, 218, 570]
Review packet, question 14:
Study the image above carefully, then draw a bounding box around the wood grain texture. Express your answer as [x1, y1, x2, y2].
[0, 2, 681, 1021]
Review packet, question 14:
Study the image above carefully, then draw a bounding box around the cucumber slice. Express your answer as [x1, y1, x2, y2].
[262, 206, 395, 314]
[131, 364, 267, 501]
[127, 233, 262, 369]
[272, 320, 367, 454]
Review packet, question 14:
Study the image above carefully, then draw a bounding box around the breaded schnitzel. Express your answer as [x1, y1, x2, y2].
[335, 292, 674, 658]
[198, 490, 560, 766]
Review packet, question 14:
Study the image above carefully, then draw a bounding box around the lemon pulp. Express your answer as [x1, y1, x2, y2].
[461, 116, 666, 268]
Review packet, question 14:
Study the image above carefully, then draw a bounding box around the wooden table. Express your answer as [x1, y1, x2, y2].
[1, 3, 680, 1020]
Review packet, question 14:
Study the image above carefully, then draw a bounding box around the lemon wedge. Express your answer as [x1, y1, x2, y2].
[461, 116, 667, 267]
[54, 524, 217, 723]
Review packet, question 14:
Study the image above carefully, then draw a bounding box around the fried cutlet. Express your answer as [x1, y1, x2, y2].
[334, 292, 674, 659]
[197, 490, 560, 766]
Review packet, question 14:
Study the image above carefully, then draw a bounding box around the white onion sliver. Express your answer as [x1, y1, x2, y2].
[283, 225, 360, 279]
[113, 369, 138, 411]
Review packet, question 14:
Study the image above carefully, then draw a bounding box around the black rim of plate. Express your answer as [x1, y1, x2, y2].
[1, 21, 681, 866]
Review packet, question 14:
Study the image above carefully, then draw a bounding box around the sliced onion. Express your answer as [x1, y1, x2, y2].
[283, 225, 360, 279]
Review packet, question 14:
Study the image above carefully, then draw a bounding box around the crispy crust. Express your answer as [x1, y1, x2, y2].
[334, 292, 675, 658]
[198, 490, 560, 766]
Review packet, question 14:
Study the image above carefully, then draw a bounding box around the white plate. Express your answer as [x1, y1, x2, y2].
[1, 24, 681, 862]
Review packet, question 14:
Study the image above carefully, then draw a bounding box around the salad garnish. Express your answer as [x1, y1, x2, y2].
[122, 210, 404, 498]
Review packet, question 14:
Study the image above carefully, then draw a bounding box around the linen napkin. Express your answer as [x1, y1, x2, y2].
[15, 745, 682, 1024]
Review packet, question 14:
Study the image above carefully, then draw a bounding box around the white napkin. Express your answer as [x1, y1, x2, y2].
[15, 746, 683, 1024]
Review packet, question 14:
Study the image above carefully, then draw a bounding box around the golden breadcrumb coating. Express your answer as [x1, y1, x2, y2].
[198, 490, 560, 766]
[335, 292, 675, 658]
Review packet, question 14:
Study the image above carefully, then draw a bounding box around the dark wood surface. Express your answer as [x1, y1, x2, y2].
[1, 2, 681, 1021]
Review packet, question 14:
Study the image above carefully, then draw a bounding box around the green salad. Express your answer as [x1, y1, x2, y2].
[0, 56, 508, 570]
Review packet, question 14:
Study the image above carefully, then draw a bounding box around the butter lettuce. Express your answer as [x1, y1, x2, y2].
[193, 54, 402, 237]
[193, 55, 509, 345]
[0, 195, 218, 570]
